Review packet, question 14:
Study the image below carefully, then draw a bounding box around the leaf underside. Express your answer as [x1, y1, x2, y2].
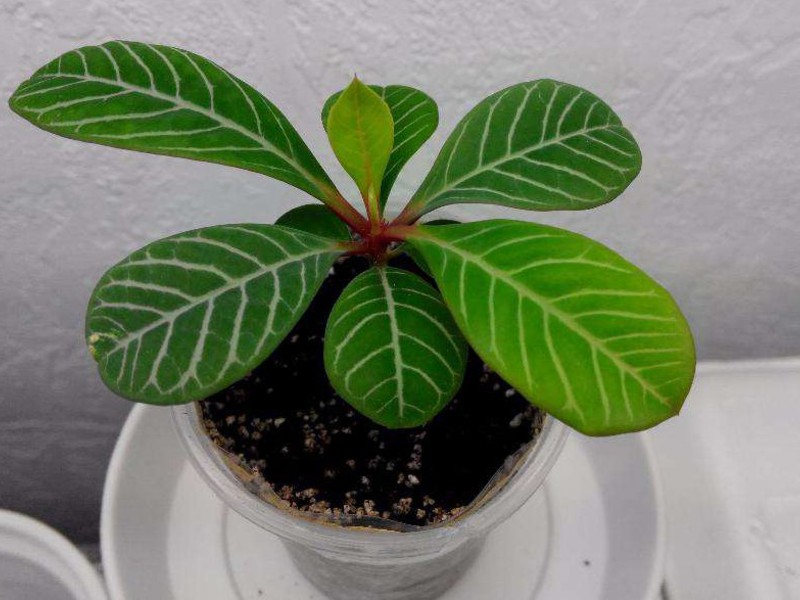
[324, 267, 467, 428]
[86, 224, 341, 405]
[408, 220, 695, 435]
[9, 41, 338, 203]
[323, 84, 438, 209]
[408, 79, 641, 217]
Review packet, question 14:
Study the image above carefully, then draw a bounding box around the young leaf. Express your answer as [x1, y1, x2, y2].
[406, 220, 695, 436]
[324, 267, 467, 428]
[9, 41, 340, 205]
[404, 80, 641, 219]
[323, 85, 438, 209]
[325, 77, 394, 219]
[276, 204, 351, 240]
[86, 224, 341, 405]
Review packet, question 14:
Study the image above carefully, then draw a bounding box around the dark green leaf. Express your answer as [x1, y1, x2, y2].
[86, 224, 341, 404]
[9, 41, 340, 204]
[407, 220, 695, 435]
[276, 204, 351, 240]
[405, 80, 641, 218]
[324, 267, 467, 428]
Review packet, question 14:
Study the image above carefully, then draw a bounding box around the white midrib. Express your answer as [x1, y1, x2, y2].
[424, 235, 675, 408]
[413, 122, 620, 208]
[34, 71, 328, 197]
[98, 247, 333, 359]
[378, 268, 406, 418]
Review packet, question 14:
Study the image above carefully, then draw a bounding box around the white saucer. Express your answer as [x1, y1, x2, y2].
[102, 404, 664, 600]
[0, 509, 107, 600]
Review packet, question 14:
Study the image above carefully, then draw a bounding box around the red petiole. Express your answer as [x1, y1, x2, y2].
[336, 212, 419, 262]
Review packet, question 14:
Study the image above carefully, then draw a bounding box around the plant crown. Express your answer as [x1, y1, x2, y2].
[9, 41, 696, 435]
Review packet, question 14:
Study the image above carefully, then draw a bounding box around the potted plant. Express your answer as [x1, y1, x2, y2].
[10, 41, 695, 600]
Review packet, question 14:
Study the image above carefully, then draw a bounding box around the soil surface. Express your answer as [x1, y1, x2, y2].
[200, 255, 543, 527]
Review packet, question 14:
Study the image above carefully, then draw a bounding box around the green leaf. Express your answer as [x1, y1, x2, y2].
[405, 80, 641, 218]
[275, 204, 351, 240]
[324, 267, 467, 428]
[9, 41, 340, 205]
[323, 84, 438, 208]
[400, 218, 459, 277]
[407, 220, 695, 435]
[86, 224, 341, 405]
[325, 77, 394, 217]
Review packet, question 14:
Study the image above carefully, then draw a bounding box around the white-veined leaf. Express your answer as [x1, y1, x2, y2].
[10, 41, 340, 204]
[324, 267, 467, 428]
[405, 80, 641, 218]
[407, 220, 695, 435]
[400, 218, 460, 277]
[86, 224, 341, 404]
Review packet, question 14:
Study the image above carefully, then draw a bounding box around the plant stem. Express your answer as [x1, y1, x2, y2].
[326, 193, 370, 235]
[391, 201, 421, 227]
[380, 223, 417, 242]
[337, 239, 363, 255]
[365, 185, 381, 227]
[339, 222, 417, 262]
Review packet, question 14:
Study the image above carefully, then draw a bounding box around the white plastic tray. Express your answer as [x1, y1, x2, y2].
[102, 404, 664, 600]
[0, 509, 107, 600]
[650, 358, 800, 600]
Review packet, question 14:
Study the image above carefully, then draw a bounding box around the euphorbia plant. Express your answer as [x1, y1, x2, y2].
[10, 41, 695, 435]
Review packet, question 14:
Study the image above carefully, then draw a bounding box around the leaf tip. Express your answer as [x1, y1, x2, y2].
[7, 84, 26, 115]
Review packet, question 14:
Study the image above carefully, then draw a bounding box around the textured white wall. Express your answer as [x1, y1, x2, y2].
[1, 0, 798, 542]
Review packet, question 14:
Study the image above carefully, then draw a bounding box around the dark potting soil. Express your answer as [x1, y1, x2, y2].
[199, 255, 543, 527]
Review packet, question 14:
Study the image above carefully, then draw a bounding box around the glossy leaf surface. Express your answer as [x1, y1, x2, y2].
[9, 41, 339, 203]
[400, 219, 459, 277]
[325, 78, 393, 217]
[323, 84, 438, 209]
[407, 220, 695, 435]
[86, 224, 341, 404]
[324, 267, 467, 428]
[406, 80, 641, 218]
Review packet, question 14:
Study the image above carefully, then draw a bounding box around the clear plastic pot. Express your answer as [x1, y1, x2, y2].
[172, 403, 568, 600]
